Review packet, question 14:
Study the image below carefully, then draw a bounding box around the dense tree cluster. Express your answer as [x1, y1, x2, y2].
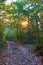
[0, 0, 43, 47]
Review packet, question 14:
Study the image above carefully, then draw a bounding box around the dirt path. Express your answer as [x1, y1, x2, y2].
[0, 41, 43, 65]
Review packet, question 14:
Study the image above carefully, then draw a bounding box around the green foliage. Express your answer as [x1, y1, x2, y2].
[4, 22, 17, 41]
[0, 26, 5, 49]
[0, 0, 43, 46]
[0, 19, 5, 49]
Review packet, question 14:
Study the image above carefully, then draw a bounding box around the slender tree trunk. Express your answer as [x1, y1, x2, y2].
[35, 14, 40, 44]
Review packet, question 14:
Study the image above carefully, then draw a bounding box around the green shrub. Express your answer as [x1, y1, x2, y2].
[0, 27, 5, 49]
[4, 28, 17, 41]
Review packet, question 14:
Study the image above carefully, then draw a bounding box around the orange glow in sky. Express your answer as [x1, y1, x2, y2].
[20, 20, 28, 28]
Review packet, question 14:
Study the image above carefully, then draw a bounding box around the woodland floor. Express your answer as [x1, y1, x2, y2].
[0, 41, 43, 65]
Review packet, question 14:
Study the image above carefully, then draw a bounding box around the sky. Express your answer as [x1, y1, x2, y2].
[5, 0, 17, 5]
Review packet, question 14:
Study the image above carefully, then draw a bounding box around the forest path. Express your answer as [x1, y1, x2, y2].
[0, 41, 43, 65]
